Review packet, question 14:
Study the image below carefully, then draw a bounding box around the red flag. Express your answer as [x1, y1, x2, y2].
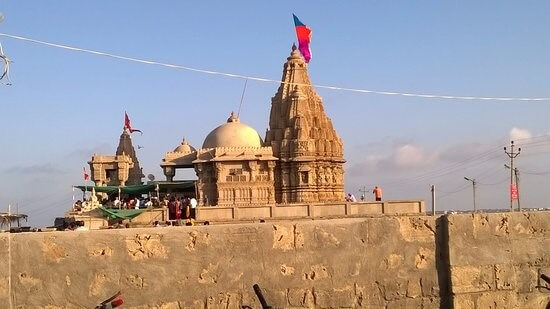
[124, 112, 143, 134]
[83, 167, 89, 181]
[510, 184, 518, 200]
[293, 14, 312, 63]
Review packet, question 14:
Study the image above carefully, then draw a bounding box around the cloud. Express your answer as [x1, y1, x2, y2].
[65, 143, 112, 159]
[3, 163, 67, 175]
[394, 144, 427, 168]
[348, 142, 435, 176]
[509, 128, 532, 141]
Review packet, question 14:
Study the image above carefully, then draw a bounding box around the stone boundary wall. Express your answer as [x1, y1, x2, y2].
[446, 212, 550, 308]
[0, 211, 548, 308]
[196, 200, 425, 222]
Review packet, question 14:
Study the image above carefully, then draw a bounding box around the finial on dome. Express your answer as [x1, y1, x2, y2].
[227, 111, 240, 123]
[181, 137, 188, 145]
[291, 43, 297, 51]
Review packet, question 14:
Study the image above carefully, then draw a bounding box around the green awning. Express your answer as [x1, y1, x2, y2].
[74, 181, 195, 195]
[98, 206, 145, 220]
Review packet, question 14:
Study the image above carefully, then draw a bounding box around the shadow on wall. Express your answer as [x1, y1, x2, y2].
[435, 215, 453, 309]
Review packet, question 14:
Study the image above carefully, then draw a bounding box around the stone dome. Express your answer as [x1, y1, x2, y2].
[202, 112, 263, 148]
[173, 138, 196, 153]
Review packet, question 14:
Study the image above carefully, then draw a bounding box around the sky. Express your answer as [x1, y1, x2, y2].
[1, 1, 550, 226]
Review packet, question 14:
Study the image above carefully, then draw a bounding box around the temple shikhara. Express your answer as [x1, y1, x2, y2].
[266, 45, 345, 204]
[89, 129, 144, 187]
[76, 45, 423, 227]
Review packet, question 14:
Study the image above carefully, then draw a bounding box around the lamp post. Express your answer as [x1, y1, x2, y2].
[464, 177, 477, 212]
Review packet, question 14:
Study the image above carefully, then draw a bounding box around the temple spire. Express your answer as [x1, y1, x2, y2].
[116, 127, 143, 185]
[265, 46, 345, 204]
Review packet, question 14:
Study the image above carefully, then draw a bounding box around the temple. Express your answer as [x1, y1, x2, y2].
[265, 45, 345, 203]
[75, 45, 425, 227]
[158, 45, 345, 206]
[88, 128, 144, 186]
[89, 45, 344, 205]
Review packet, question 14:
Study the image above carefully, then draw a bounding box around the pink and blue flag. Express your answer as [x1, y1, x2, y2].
[293, 14, 312, 63]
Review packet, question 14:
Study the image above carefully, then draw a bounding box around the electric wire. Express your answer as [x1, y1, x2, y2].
[1, 32, 550, 102]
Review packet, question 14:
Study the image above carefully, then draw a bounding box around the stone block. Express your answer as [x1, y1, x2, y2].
[475, 290, 519, 309]
[396, 216, 436, 243]
[420, 274, 440, 297]
[452, 294, 475, 309]
[287, 288, 314, 307]
[355, 282, 385, 306]
[205, 292, 242, 309]
[509, 237, 547, 264]
[515, 264, 537, 293]
[313, 286, 354, 308]
[451, 265, 495, 294]
[385, 298, 422, 309]
[378, 279, 408, 301]
[179, 299, 206, 309]
[406, 279, 422, 298]
[494, 264, 515, 290]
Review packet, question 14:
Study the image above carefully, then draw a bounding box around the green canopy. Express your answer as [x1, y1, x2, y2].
[98, 206, 145, 220]
[74, 181, 195, 195]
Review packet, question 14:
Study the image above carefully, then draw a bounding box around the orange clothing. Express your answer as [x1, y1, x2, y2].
[373, 187, 382, 199]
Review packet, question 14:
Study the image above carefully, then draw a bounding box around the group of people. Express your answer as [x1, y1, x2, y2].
[167, 196, 197, 220]
[346, 186, 383, 202]
[108, 197, 156, 209]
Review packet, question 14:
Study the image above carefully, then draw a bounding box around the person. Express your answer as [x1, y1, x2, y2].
[373, 186, 382, 201]
[184, 198, 191, 219]
[190, 197, 197, 218]
[168, 197, 177, 220]
[73, 200, 82, 211]
[175, 198, 182, 220]
[145, 198, 153, 208]
[346, 193, 357, 202]
[114, 197, 121, 208]
[360, 194, 365, 201]
[75, 221, 89, 231]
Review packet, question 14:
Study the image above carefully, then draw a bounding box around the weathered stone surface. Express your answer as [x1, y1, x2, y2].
[448, 211, 550, 308]
[451, 265, 495, 294]
[0, 212, 548, 307]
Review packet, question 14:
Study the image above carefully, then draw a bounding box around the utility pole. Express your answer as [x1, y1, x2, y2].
[430, 184, 436, 216]
[505, 164, 521, 211]
[504, 141, 521, 211]
[464, 177, 477, 212]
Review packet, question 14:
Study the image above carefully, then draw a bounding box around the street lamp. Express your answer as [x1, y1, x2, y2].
[464, 177, 477, 212]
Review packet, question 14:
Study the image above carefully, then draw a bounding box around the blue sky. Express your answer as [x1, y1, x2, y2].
[1, 1, 550, 226]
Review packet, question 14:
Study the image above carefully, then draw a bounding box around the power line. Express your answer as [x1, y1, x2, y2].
[477, 177, 508, 186]
[1, 32, 550, 102]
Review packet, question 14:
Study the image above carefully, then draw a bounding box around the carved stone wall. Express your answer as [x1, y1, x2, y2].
[193, 147, 277, 206]
[88, 154, 133, 186]
[265, 45, 345, 204]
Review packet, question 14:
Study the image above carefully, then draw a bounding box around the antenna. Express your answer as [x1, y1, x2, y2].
[237, 78, 248, 117]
